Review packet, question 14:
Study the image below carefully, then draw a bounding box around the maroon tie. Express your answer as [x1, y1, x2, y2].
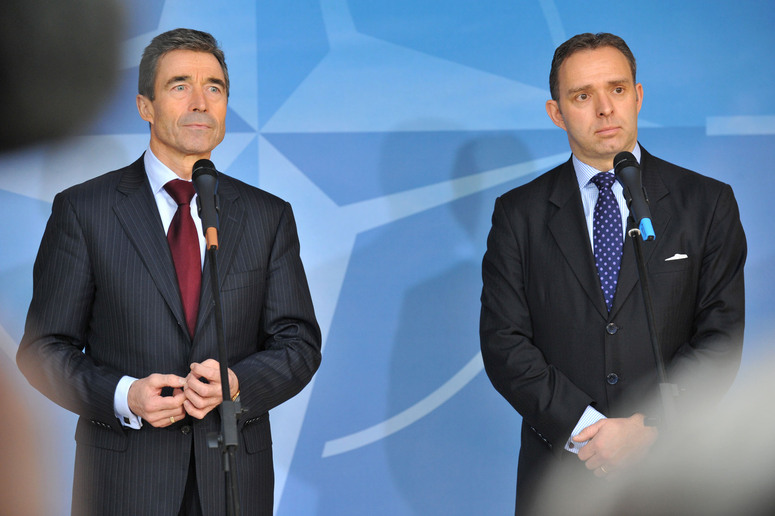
[164, 180, 201, 338]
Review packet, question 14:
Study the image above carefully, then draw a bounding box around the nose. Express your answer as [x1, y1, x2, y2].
[596, 94, 613, 118]
[190, 87, 207, 112]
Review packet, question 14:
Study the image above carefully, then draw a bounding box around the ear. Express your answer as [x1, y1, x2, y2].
[136, 94, 154, 124]
[545, 99, 566, 130]
[635, 82, 644, 114]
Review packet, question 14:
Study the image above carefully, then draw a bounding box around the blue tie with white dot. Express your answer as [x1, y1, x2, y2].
[590, 172, 622, 312]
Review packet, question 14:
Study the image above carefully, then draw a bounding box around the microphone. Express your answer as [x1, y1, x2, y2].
[614, 151, 655, 241]
[192, 159, 220, 249]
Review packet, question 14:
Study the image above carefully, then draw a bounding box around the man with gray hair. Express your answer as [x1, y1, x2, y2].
[18, 28, 321, 515]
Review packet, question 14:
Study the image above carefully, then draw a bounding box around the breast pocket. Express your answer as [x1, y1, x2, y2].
[222, 268, 263, 292]
[648, 253, 699, 323]
[649, 254, 693, 275]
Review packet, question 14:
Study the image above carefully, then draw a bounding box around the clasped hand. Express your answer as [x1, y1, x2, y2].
[127, 359, 239, 427]
[573, 413, 658, 478]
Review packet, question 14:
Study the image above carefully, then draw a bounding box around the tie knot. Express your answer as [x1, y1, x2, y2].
[590, 171, 616, 191]
[164, 179, 196, 206]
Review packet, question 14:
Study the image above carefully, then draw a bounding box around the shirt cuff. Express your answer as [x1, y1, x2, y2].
[564, 405, 606, 454]
[114, 375, 142, 429]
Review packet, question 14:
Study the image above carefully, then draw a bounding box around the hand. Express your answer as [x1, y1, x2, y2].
[574, 413, 658, 477]
[183, 359, 239, 419]
[127, 374, 187, 428]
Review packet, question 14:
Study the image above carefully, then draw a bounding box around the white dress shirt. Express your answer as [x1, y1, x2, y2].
[113, 149, 206, 428]
[564, 144, 641, 453]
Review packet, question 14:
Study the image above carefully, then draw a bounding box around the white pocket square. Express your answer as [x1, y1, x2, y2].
[665, 253, 688, 261]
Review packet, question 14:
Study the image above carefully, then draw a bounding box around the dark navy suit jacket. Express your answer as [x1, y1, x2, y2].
[18, 155, 321, 515]
[480, 147, 746, 514]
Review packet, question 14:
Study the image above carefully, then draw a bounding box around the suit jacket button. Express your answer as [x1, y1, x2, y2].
[606, 322, 619, 335]
[606, 373, 619, 385]
[181, 425, 192, 435]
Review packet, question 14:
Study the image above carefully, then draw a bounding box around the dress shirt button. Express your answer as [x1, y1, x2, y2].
[606, 322, 619, 335]
[181, 425, 192, 435]
[606, 373, 619, 385]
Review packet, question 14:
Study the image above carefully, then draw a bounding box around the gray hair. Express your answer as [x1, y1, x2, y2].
[138, 28, 229, 100]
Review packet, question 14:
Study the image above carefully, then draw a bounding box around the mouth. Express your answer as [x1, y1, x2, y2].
[596, 126, 620, 137]
[181, 114, 216, 131]
[184, 123, 211, 130]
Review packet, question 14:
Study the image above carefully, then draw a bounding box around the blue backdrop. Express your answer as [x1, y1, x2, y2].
[1, 1, 773, 514]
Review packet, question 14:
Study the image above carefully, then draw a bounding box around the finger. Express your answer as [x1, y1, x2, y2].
[584, 456, 605, 470]
[183, 385, 209, 409]
[146, 417, 167, 428]
[146, 408, 183, 428]
[157, 407, 186, 426]
[190, 360, 220, 381]
[577, 445, 594, 462]
[183, 400, 203, 419]
[155, 414, 184, 428]
[163, 374, 188, 388]
[574, 420, 604, 442]
[152, 389, 187, 411]
[184, 374, 220, 398]
[147, 373, 187, 389]
[228, 368, 239, 396]
[144, 396, 186, 424]
[183, 398, 216, 420]
[198, 358, 219, 369]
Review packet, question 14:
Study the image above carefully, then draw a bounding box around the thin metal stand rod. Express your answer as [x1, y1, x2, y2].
[628, 227, 678, 426]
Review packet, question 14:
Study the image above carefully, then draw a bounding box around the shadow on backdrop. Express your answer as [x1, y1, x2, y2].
[385, 127, 537, 513]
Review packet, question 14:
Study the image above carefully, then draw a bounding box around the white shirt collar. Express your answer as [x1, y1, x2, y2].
[143, 148, 191, 195]
[573, 143, 642, 190]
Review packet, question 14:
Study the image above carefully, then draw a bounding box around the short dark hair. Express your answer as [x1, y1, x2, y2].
[549, 32, 636, 101]
[138, 28, 229, 100]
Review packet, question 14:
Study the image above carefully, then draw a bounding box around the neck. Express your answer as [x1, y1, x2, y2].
[148, 142, 211, 180]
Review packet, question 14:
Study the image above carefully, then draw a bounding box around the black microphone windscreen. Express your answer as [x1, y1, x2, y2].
[191, 160, 219, 241]
[614, 151, 638, 171]
[192, 159, 216, 179]
[192, 160, 218, 197]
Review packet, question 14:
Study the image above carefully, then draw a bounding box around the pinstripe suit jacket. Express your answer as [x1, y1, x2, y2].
[17, 155, 322, 515]
[480, 148, 746, 513]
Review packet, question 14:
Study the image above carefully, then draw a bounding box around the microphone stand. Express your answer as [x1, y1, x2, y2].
[203, 228, 242, 516]
[627, 220, 679, 428]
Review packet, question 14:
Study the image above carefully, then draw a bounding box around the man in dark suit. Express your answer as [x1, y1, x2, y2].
[17, 28, 321, 515]
[480, 33, 745, 514]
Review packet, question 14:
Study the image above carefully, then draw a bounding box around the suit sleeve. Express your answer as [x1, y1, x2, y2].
[17, 192, 124, 428]
[480, 196, 593, 447]
[667, 183, 746, 408]
[230, 201, 322, 418]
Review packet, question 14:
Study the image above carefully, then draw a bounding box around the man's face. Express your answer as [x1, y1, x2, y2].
[545, 46, 643, 171]
[136, 49, 227, 175]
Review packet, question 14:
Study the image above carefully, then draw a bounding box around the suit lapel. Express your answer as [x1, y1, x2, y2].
[112, 157, 188, 335]
[194, 176, 246, 341]
[547, 160, 609, 319]
[610, 147, 671, 317]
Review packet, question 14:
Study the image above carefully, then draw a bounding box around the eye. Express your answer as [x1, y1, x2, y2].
[613, 86, 624, 94]
[576, 93, 589, 101]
